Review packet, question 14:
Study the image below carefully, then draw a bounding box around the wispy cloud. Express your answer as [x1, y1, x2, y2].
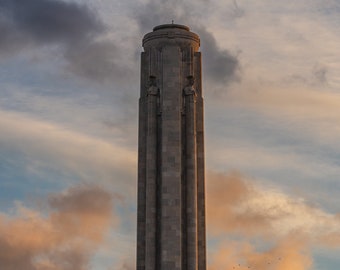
[226, 84, 340, 145]
[0, 109, 136, 194]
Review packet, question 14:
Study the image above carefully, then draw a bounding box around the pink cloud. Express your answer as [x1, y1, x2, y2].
[0, 185, 118, 270]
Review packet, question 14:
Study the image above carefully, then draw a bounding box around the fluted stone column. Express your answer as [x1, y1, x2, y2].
[145, 79, 159, 269]
[184, 81, 198, 270]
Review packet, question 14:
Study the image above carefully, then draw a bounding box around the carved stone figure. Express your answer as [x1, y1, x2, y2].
[147, 75, 159, 96]
[183, 75, 197, 96]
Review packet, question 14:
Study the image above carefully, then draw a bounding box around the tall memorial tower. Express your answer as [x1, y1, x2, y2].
[137, 24, 206, 270]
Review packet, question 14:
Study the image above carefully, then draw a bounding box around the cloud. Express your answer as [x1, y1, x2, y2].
[209, 236, 312, 270]
[134, 0, 239, 84]
[204, 0, 340, 97]
[0, 0, 103, 45]
[312, 64, 328, 85]
[0, 109, 136, 194]
[48, 185, 119, 241]
[207, 171, 340, 240]
[207, 131, 340, 180]
[64, 39, 134, 83]
[225, 82, 340, 144]
[114, 260, 135, 270]
[0, 185, 117, 270]
[206, 171, 340, 268]
[0, 0, 102, 52]
[198, 27, 240, 85]
[207, 171, 278, 236]
[0, 0, 130, 82]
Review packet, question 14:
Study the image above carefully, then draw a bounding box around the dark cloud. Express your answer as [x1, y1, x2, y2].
[283, 64, 329, 87]
[0, 0, 103, 45]
[0, 0, 102, 51]
[230, 0, 245, 18]
[198, 27, 239, 84]
[312, 64, 328, 85]
[0, 0, 129, 82]
[134, 0, 239, 85]
[0, 0, 239, 84]
[64, 40, 132, 82]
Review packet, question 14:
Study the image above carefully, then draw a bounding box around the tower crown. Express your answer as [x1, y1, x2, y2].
[143, 23, 200, 49]
[153, 24, 190, 31]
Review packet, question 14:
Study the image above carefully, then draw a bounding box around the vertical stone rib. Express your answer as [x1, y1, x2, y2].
[145, 92, 158, 269]
[160, 46, 182, 270]
[137, 97, 146, 270]
[137, 52, 147, 270]
[194, 52, 206, 270]
[185, 92, 198, 270]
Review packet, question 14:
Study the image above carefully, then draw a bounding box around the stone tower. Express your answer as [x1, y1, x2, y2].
[137, 24, 206, 270]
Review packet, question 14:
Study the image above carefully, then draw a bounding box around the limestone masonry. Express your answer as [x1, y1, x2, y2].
[137, 24, 206, 270]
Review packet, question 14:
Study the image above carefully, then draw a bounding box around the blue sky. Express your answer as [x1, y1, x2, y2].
[0, 0, 340, 269]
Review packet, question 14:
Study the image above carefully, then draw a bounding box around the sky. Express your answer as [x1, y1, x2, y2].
[0, 0, 340, 269]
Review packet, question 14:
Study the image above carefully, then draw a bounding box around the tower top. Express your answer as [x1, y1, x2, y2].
[143, 24, 199, 49]
[153, 24, 190, 32]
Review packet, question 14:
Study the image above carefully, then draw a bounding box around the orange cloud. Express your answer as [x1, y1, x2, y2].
[207, 171, 340, 240]
[206, 171, 340, 269]
[207, 171, 273, 236]
[114, 259, 135, 270]
[209, 235, 312, 270]
[0, 185, 117, 270]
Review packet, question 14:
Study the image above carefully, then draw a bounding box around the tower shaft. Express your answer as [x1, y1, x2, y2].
[137, 24, 206, 270]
